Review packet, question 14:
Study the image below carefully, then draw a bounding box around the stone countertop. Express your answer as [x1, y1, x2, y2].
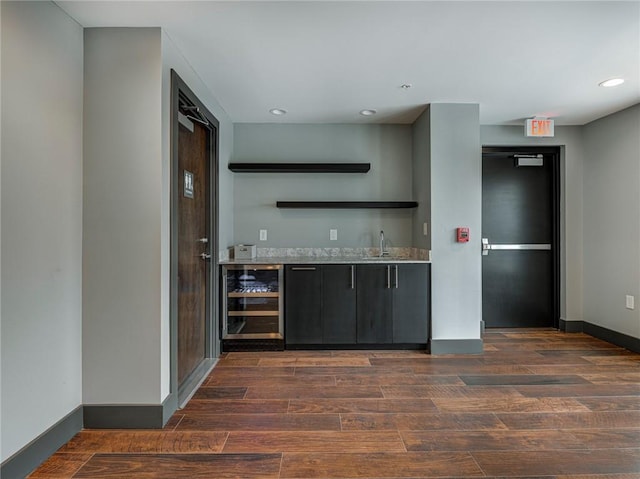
[220, 247, 431, 265]
[220, 256, 430, 265]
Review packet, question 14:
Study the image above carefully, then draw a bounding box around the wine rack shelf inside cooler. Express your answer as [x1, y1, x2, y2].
[222, 264, 283, 344]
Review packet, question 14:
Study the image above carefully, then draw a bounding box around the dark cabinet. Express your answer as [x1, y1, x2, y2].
[356, 264, 393, 343]
[392, 264, 429, 343]
[285, 265, 356, 344]
[357, 264, 429, 344]
[323, 265, 357, 343]
[285, 263, 430, 347]
[284, 266, 322, 344]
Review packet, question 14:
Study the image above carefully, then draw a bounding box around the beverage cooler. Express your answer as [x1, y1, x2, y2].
[221, 264, 284, 351]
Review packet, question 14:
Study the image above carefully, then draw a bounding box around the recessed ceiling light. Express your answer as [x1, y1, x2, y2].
[599, 78, 625, 88]
[269, 108, 287, 115]
[360, 109, 377, 116]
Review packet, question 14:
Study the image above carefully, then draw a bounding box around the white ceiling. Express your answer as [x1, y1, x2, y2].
[57, 1, 640, 125]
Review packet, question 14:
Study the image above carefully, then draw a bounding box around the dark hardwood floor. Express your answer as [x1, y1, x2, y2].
[30, 330, 640, 478]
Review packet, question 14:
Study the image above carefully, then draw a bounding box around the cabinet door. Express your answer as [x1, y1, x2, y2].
[356, 264, 393, 344]
[322, 265, 357, 343]
[285, 265, 322, 344]
[392, 264, 429, 344]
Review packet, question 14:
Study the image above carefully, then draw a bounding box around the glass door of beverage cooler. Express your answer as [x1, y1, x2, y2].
[222, 264, 283, 339]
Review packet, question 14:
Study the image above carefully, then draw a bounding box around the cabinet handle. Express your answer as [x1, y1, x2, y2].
[222, 274, 228, 337]
[386, 265, 391, 289]
[291, 267, 317, 271]
[350, 265, 355, 289]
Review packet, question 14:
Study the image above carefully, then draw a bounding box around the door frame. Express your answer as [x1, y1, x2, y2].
[170, 70, 220, 408]
[482, 146, 561, 329]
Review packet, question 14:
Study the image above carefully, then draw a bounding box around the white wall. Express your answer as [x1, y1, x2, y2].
[1, 1, 83, 460]
[430, 104, 482, 341]
[233, 123, 414, 249]
[583, 104, 640, 339]
[83, 28, 163, 404]
[480, 125, 585, 324]
[161, 31, 234, 397]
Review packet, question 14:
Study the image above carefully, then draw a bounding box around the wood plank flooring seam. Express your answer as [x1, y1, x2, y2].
[218, 432, 230, 454]
[278, 452, 284, 479]
[468, 448, 489, 478]
[172, 414, 185, 431]
[69, 453, 95, 479]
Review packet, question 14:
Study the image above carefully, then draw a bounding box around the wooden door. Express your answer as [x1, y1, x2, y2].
[482, 148, 559, 328]
[177, 119, 210, 386]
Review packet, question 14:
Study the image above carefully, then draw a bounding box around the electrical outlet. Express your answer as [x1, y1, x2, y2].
[423, 222, 428, 236]
[330, 229, 338, 241]
[626, 295, 635, 310]
[259, 229, 267, 241]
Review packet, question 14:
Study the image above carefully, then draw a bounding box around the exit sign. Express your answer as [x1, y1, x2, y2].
[525, 118, 554, 137]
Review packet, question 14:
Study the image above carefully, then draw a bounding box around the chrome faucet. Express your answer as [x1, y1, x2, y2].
[379, 230, 389, 257]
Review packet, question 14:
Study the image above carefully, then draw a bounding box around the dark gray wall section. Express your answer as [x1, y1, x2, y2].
[430, 339, 483, 355]
[84, 405, 165, 429]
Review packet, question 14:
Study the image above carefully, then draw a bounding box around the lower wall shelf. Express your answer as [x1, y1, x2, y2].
[276, 201, 418, 209]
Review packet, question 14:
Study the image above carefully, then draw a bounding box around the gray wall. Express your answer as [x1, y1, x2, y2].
[233, 124, 414, 249]
[583, 104, 640, 339]
[480, 125, 585, 324]
[1, 1, 83, 461]
[83, 28, 235, 404]
[83, 28, 164, 404]
[411, 107, 431, 251]
[430, 104, 482, 341]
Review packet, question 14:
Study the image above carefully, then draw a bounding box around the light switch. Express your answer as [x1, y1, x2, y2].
[330, 229, 338, 241]
[259, 229, 267, 241]
[423, 222, 428, 236]
[626, 295, 635, 310]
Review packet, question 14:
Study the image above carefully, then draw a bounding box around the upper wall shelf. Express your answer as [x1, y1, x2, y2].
[228, 162, 371, 173]
[276, 201, 418, 209]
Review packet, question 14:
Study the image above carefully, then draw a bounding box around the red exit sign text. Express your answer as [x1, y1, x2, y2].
[525, 118, 554, 137]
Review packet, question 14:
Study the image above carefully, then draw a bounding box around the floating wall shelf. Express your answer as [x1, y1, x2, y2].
[228, 162, 371, 173]
[276, 201, 418, 209]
